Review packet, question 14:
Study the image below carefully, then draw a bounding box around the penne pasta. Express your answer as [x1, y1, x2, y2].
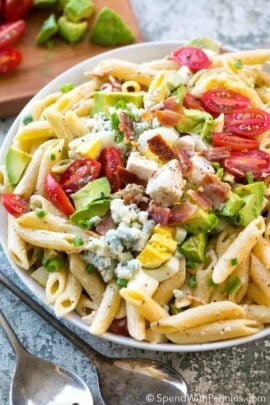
[250, 254, 270, 300]
[54, 272, 82, 316]
[7, 215, 29, 270]
[243, 304, 270, 323]
[46, 268, 67, 304]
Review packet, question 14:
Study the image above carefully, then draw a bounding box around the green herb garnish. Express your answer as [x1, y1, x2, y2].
[60, 82, 74, 93]
[35, 209, 47, 219]
[233, 60, 243, 69]
[225, 276, 241, 293]
[216, 168, 224, 179]
[85, 264, 95, 274]
[230, 258, 238, 266]
[187, 275, 197, 288]
[114, 132, 124, 144]
[50, 153, 56, 161]
[186, 260, 196, 269]
[72, 236, 84, 246]
[111, 112, 120, 129]
[115, 100, 127, 109]
[116, 278, 128, 288]
[23, 114, 33, 126]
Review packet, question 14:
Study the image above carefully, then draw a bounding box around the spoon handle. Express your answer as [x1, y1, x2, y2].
[0, 270, 104, 367]
[0, 309, 25, 358]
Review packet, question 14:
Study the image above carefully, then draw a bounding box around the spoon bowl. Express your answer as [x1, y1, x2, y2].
[11, 350, 93, 405]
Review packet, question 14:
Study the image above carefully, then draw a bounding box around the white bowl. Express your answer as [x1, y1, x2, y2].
[0, 41, 268, 352]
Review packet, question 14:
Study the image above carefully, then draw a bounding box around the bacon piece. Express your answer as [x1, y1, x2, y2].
[164, 96, 182, 113]
[148, 205, 170, 225]
[168, 203, 197, 225]
[117, 166, 146, 186]
[203, 147, 231, 161]
[118, 111, 134, 141]
[96, 214, 115, 235]
[156, 109, 182, 127]
[176, 148, 192, 175]
[109, 317, 130, 337]
[147, 134, 176, 162]
[201, 173, 231, 209]
[187, 190, 212, 210]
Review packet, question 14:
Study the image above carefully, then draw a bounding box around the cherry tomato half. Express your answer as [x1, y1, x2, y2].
[0, 47, 22, 74]
[212, 132, 259, 151]
[2, 193, 30, 217]
[3, 0, 33, 22]
[224, 150, 270, 179]
[45, 173, 74, 216]
[202, 89, 251, 115]
[183, 93, 205, 111]
[172, 47, 210, 72]
[0, 20, 26, 49]
[60, 159, 101, 196]
[99, 147, 124, 192]
[224, 108, 270, 137]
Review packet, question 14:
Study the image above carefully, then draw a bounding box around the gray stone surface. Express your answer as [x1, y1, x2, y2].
[0, 1, 270, 404]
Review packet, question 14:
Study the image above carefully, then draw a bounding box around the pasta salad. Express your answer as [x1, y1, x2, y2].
[2, 38, 270, 345]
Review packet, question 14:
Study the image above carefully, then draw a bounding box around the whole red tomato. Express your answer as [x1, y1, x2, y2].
[3, 0, 33, 22]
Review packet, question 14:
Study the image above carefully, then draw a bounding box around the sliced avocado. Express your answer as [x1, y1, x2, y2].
[167, 72, 185, 91]
[179, 233, 207, 262]
[92, 91, 143, 115]
[234, 182, 265, 227]
[58, 16, 87, 44]
[70, 199, 110, 226]
[219, 192, 244, 218]
[57, 0, 69, 11]
[36, 14, 58, 46]
[65, 0, 95, 23]
[173, 85, 187, 105]
[184, 208, 218, 235]
[34, 0, 57, 9]
[5, 147, 32, 186]
[175, 108, 213, 137]
[72, 177, 111, 210]
[189, 37, 220, 53]
[90, 7, 135, 46]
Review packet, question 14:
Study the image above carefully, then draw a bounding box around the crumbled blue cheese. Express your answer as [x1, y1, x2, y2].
[115, 259, 141, 280]
[84, 199, 155, 282]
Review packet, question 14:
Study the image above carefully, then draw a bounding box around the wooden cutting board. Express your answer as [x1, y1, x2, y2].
[0, 0, 141, 118]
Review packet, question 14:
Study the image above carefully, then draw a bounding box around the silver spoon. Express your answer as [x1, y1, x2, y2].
[0, 270, 189, 405]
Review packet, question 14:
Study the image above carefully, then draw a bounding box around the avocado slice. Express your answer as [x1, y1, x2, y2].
[189, 37, 221, 53]
[70, 199, 110, 226]
[184, 208, 218, 235]
[92, 91, 143, 115]
[219, 192, 245, 218]
[234, 182, 265, 227]
[175, 108, 214, 138]
[36, 14, 58, 46]
[34, 0, 57, 9]
[173, 85, 187, 105]
[65, 0, 95, 23]
[5, 147, 32, 186]
[58, 16, 87, 44]
[179, 233, 207, 262]
[72, 177, 111, 210]
[90, 7, 135, 46]
[57, 0, 69, 11]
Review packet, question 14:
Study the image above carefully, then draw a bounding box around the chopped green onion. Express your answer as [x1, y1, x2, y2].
[60, 82, 74, 93]
[72, 236, 84, 246]
[212, 162, 220, 171]
[246, 171, 254, 184]
[50, 153, 56, 161]
[23, 114, 33, 126]
[35, 209, 47, 219]
[85, 264, 95, 274]
[187, 275, 197, 288]
[78, 219, 92, 229]
[186, 260, 196, 269]
[111, 112, 120, 129]
[114, 132, 124, 144]
[44, 257, 64, 272]
[208, 278, 217, 287]
[230, 257, 238, 266]
[233, 60, 243, 69]
[116, 278, 128, 288]
[115, 100, 127, 109]
[225, 276, 241, 294]
[216, 168, 224, 179]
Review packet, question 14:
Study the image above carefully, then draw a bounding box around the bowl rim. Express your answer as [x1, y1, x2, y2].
[0, 40, 269, 352]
